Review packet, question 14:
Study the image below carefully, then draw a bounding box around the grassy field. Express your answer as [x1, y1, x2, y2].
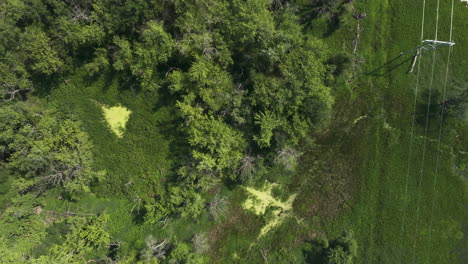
[306, 0, 467, 263]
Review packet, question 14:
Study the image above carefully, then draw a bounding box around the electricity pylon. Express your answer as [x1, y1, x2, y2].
[408, 39, 455, 72]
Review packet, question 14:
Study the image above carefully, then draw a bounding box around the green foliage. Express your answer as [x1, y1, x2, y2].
[0, 193, 46, 263]
[324, 231, 358, 264]
[56, 13, 106, 49]
[254, 111, 283, 148]
[83, 48, 110, 76]
[130, 21, 175, 90]
[326, 246, 351, 264]
[20, 27, 63, 75]
[1, 0, 464, 263]
[112, 21, 175, 90]
[46, 214, 111, 262]
[0, 55, 32, 101]
[167, 242, 207, 264]
[145, 184, 205, 223]
[249, 35, 333, 146]
[112, 36, 133, 71]
[187, 56, 235, 112]
[0, 102, 105, 195]
[178, 102, 247, 175]
[1, 0, 27, 22]
[1, 0, 337, 262]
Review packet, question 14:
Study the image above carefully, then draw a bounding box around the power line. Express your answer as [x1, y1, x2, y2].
[411, 0, 442, 262]
[397, 0, 427, 262]
[426, 0, 455, 261]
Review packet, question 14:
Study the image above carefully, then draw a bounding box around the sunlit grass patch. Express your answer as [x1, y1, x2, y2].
[242, 182, 296, 237]
[101, 105, 131, 138]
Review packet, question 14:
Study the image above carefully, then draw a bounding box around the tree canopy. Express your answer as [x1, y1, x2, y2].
[0, 0, 348, 263]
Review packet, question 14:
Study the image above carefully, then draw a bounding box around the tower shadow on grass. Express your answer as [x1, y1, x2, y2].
[365, 53, 414, 77]
[350, 51, 416, 81]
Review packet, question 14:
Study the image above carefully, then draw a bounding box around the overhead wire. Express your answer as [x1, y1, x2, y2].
[425, 0, 455, 261]
[397, 0, 427, 262]
[411, 0, 442, 262]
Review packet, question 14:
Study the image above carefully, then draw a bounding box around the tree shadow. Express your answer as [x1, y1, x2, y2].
[299, 1, 350, 37]
[323, 17, 342, 38]
[131, 205, 147, 225]
[416, 88, 441, 126]
[303, 240, 328, 263]
[327, 54, 352, 77]
[31, 72, 63, 99]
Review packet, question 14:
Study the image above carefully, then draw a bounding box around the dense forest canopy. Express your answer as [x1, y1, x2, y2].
[0, 0, 466, 263]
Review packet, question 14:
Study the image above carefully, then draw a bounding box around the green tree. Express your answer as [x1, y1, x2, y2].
[325, 231, 358, 264]
[112, 21, 175, 91]
[168, 242, 207, 264]
[0, 194, 46, 263]
[20, 27, 63, 74]
[327, 246, 351, 264]
[0, 55, 32, 101]
[177, 102, 247, 175]
[254, 111, 283, 148]
[131, 21, 174, 90]
[145, 183, 205, 222]
[83, 48, 110, 76]
[0, 102, 105, 195]
[45, 214, 111, 263]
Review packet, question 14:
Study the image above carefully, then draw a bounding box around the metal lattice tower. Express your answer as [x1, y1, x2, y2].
[408, 39, 455, 72]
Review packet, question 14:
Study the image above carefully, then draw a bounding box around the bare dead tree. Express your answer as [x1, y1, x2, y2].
[109, 241, 121, 248]
[42, 170, 67, 187]
[270, 0, 283, 10]
[141, 236, 169, 261]
[41, 162, 83, 188]
[238, 156, 256, 181]
[34, 206, 96, 218]
[129, 196, 142, 215]
[192, 233, 209, 254]
[1, 87, 32, 101]
[72, 5, 91, 22]
[200, 33, 219, 59]
[260, 248, 269, 264]
[275, 147, 302, 171]
[208, 194, 228, 222]
[65, 0, 92, 22]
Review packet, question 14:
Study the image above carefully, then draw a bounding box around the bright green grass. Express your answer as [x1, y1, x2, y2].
[242, 182, 297, 237]
[101, 104, 132, 138]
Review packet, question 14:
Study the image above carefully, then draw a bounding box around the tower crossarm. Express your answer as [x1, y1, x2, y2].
[422, 39, 456, 47]
[407, 40, 455, 73]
